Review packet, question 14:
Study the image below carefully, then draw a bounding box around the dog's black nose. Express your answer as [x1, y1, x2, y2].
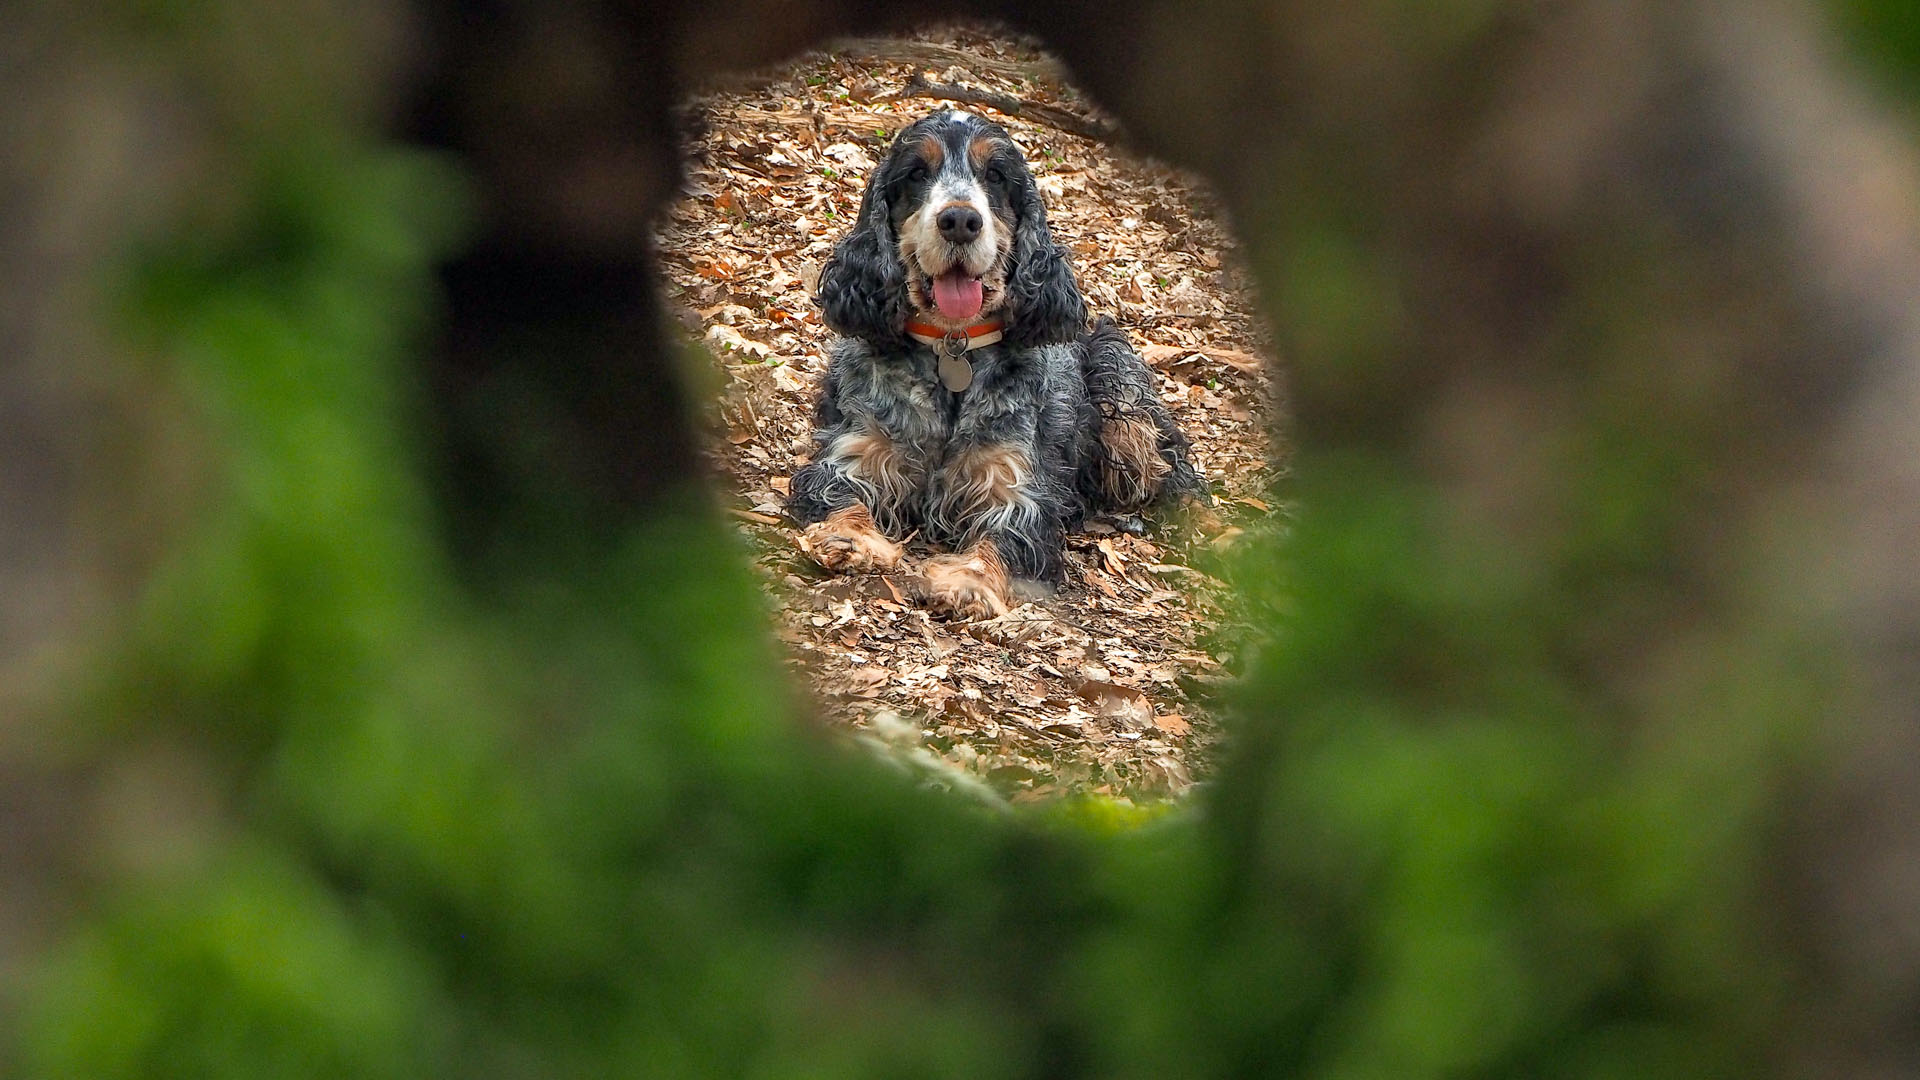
[937, 205, 983, 244]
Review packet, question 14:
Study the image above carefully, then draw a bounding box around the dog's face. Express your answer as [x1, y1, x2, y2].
[817, 109, 1086, 348]
[881, 111, 1021, 327]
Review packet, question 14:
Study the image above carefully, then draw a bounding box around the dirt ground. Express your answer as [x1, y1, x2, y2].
[654, 25, 1283, 802]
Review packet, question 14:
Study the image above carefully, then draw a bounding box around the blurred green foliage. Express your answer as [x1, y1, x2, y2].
[16, 4, 1891, 1077]
[1835, 0, 1920, 91]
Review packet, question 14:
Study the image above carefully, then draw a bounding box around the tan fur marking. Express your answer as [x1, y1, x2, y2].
[948, 444, 1025, 506]
[930, 443, 1036, 543]
[801, 502, 903, 574]
[921, 540, 1011, 621]
[841, 429, 909, 489]
[968, 135, 999, 172]
[916, 135, 944, 172]
[1097, 416, 1173, 508]
[831, 423, 918, 523]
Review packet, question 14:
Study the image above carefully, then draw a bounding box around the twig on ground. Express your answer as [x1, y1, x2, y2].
[900, 73, 1120, 142]
[826, 36, 1071, 87]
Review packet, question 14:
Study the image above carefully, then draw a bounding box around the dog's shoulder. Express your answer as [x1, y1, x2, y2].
[826, 334, 918, 380]
[823, 334, 944, 406]
[991, 340, 1079, 383]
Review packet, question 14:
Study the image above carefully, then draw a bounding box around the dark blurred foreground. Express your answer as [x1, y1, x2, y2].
[6, 0, 1920, 1076]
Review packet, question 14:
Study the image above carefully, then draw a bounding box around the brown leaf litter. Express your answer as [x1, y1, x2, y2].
[655, 25, 1285, 803]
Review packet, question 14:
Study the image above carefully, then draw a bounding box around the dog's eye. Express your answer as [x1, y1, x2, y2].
[908, 164, 930, 182]
[985, 167, 1005, 184]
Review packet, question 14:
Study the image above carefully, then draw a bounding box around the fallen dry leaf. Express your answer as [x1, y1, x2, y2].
[1141, 754, 1194, 796]
[1206, 348, 1266, 374]
[1076, 680, 1154, 731]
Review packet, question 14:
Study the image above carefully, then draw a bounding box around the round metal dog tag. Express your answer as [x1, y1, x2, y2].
[938, 352, 974, 392]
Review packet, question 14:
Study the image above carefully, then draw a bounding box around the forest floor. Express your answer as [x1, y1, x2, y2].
[654, 25, 1284, 803]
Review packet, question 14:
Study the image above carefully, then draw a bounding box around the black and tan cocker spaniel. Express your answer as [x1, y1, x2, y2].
[788, 109, 1201, 619]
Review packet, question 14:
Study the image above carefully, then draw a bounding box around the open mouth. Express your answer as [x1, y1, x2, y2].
[926, 268, 985, 322]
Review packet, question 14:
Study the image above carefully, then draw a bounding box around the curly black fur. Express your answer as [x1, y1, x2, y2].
[815, 165, 913, 347]
[1001, 161, 1087, 348]
[790, 110, 1201, 583]
[1077, 316, 1203, 502]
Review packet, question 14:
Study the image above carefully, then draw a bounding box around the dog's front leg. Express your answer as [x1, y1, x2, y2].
[789, 420, 922, 574]
[920, 540, 1011, 621]
[922, 441, 1057, 619]
[798, 502, 903, 573]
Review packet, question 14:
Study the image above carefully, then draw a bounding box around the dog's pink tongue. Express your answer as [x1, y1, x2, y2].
[932, 271, 984, 322]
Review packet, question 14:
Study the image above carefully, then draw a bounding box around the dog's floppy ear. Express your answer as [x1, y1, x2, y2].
[1003, 181, 1087, 347]
[816, 164, 909, 345]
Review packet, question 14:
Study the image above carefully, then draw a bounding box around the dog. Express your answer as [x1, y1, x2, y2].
[787, 109, 1201, 620]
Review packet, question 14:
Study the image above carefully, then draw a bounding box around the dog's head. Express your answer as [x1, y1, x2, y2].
[816, 110, 1086, 348]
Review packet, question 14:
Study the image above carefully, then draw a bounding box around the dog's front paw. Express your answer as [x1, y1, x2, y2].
[800, 504, 903, 573]
[919, 542, 1011, 621]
